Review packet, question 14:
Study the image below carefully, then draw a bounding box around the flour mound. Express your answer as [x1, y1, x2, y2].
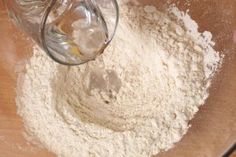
[16, 4, 221, 157]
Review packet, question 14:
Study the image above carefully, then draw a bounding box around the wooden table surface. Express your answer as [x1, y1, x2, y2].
[0, 1, 236, 157]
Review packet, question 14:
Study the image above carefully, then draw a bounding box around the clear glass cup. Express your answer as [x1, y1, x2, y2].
[3, 0, 119, 65]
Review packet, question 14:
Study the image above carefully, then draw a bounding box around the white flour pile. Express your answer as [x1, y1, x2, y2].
[16, 2, 222, 157]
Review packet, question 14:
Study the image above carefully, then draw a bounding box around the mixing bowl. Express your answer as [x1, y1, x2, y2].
[0, 0, 235, 156]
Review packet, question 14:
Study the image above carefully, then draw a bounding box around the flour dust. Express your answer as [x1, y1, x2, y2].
[16, 2, 222, 157]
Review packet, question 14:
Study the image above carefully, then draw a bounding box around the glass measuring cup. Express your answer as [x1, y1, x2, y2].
[4, 0, 119, 65]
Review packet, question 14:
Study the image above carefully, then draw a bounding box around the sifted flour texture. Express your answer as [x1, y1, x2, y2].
[16, 2, 222, 157]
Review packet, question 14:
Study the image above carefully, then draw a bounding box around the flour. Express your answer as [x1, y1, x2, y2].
[16, 2, 222, 157]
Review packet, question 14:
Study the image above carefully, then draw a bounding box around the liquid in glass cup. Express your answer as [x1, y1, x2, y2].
[4, 0, 119, 65]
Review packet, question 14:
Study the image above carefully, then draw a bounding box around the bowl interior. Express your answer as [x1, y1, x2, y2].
[0, 0, 235, 157]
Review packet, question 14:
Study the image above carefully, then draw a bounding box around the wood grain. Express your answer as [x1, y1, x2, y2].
[0, 0, 235, 157]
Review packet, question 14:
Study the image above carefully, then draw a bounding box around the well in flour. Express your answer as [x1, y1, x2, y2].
[16, 2, 222, 157]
